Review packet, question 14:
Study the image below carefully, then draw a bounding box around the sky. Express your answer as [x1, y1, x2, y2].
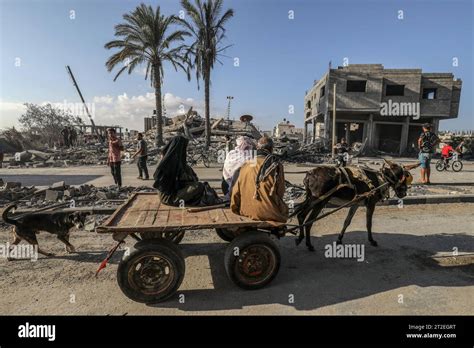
[0, 0, 473, 132]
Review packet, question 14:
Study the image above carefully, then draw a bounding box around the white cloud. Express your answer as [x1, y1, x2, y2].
[0, 101, 26, 129]
[0, 93, 212, 132]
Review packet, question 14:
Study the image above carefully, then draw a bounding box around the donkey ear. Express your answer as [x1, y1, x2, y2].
[403, 162, 420, 171]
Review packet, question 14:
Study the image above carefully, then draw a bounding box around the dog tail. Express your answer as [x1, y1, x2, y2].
[2, 204, 18, 226]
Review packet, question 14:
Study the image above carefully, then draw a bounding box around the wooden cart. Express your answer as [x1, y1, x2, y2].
[96, 192, 286, 303]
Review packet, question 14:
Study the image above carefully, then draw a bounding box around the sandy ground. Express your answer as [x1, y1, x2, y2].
[0, 202, 472, 315]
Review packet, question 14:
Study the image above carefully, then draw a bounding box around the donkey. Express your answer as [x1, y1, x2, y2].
[292, 160, 419, 251]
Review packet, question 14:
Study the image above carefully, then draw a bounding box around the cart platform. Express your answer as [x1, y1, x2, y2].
[96, 192, 284, 234]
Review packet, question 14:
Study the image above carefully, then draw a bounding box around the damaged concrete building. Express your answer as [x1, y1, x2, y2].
[304, 64, 462, 155]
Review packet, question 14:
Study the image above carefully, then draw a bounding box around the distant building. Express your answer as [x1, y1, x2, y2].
[304, 64, 462, 155]
[274, 119, 304, 140]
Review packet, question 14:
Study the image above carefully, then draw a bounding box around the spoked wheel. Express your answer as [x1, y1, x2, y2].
[224, 231, 281, 290]
[139, 231, 185, 244]
[452, 160, 463, 172]
[117, 239, 185, 303]
[435, 160, 446, 172]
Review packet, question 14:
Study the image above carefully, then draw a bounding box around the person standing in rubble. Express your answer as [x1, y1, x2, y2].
[61, 127, 70, 148]
[69, 126, 77, 148]
[107, 128, 123, 187]
[132, 133, 149, 180]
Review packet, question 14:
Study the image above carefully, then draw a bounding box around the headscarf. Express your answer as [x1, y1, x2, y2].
[235, 136, 254, 152]
[223, 136, 254, 181]
[153, 135, 189, 195]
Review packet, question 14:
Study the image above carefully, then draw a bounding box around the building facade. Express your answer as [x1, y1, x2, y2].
[304, 64, 462, 155]
[274, 119, 304, 140]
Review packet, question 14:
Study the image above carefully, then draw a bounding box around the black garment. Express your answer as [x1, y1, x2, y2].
[153, 135, 190, 195]
[153, 135, 221, 207]
[137, 155, 149, 179]
[419, 131, 439, 153]
[221, 177, 229, 195]
[110, 161, 122, 187]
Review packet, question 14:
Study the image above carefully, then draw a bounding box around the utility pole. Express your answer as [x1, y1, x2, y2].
[331, 83, 337, 159]
[226, 96, 234, 135]
[65, 65, 98, 137]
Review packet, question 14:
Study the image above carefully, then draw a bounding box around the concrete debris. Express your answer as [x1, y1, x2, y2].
[0, 180, 155, 209]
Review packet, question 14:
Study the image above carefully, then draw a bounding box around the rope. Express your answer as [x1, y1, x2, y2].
[286, 181, 390, 232]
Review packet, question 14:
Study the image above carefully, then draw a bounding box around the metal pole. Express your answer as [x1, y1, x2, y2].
[226, 96, 234, 135]
[331, 83, 337, 158]
[66, 65, 98, 137]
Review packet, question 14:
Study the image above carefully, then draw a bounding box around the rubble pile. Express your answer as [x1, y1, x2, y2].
[278, 141, 328, 164]
[0, 179, 155, 209]
[6, 146, 110, 168]
[145, 107, 262, 152]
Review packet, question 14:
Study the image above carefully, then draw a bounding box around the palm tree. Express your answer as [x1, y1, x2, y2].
[178, 0, 234, 147]
[105, 3, 189, 146]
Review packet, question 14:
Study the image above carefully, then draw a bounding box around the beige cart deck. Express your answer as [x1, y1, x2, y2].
[96, 192, 283, 234]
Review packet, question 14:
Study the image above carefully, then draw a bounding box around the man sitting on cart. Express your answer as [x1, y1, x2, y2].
[230, 136, 288, 224]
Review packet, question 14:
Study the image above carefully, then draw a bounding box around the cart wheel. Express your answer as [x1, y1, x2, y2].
[452, 160, 463, 172]
[117, 239, 185, 303]
[215, 228, 236, 242]
[224, 231, 280, 290]
[140, 231, 185, 244]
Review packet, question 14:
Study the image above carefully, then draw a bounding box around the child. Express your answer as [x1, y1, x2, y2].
[441, 142, 454, 164]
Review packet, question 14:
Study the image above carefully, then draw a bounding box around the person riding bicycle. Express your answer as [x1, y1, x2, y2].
[441, 142, 454, 166]
[333, 138, 350, 167]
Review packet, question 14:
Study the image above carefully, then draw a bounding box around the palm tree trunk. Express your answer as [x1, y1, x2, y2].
[154, 68, 163, 146]
[204, 67, 211, 148]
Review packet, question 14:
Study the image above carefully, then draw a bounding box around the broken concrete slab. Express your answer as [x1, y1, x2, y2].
[51, 181, 65, 190]
[45, 189, 62, 202]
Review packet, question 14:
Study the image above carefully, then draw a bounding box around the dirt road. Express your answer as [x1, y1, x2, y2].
[0, 203, 472, 315]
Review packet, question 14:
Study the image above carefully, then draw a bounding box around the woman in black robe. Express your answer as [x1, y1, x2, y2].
[153, 135, 221, 206]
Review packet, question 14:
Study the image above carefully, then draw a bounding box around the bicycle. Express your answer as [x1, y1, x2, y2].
[188, 151, 211, 168]
[435, 152, 463, 172]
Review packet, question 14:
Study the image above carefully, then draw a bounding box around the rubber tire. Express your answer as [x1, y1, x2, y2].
[215, 228, 236, 242]
[435, 160, 445, 172]
[452, 160, 463, 172]
[224, 231, 281, 290]
[139, 231, 185, 244]
[117, 239, 185, 303]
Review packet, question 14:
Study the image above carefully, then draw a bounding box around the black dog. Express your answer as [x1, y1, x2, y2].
[292, 160, 419, 251]
[2, 204, 90, 257]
